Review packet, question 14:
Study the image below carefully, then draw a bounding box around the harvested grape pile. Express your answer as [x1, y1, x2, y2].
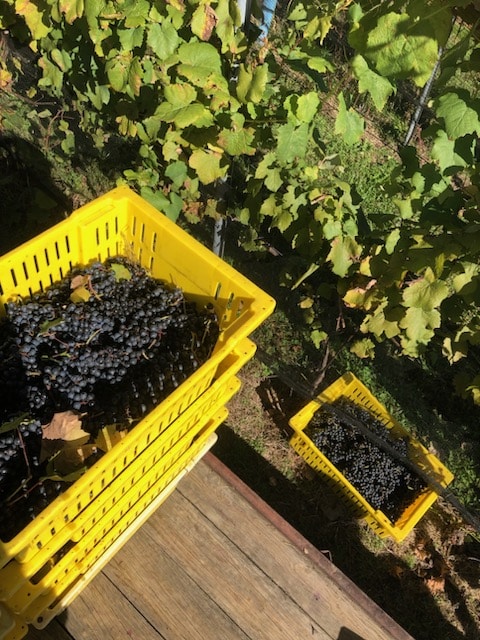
[306, 400, 427, 524]
[0, 257, 219, 540]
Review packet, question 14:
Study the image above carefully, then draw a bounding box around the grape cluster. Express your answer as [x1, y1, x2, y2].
[306, 400, 426, 523]
[0, 257, 220, 541]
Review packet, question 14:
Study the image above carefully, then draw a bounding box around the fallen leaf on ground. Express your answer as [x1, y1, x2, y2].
[425, 576, 445, 594]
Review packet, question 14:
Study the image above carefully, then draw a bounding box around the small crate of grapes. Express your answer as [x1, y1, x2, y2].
[0, 186, 275, 569]
[289, 372, 454, 542]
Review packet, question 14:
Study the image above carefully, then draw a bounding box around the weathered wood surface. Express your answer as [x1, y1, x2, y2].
[25, 454, 413, 640]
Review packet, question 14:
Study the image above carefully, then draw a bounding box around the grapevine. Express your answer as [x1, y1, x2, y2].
[0, 257, 219, 541]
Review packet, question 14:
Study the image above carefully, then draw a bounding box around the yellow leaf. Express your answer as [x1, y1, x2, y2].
[95, 425, 128, 452]
[299, 297, 314, 309]
[70, 285, 91, 303]
[0, 69, 12, 88]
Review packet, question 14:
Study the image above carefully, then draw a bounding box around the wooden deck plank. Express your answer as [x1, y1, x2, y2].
[26, 571, 165, 640]
[177, 459, 370, 640]
[23, 455, 413, 640]
[138, 491, 331, 640]
[185, 454, 413, 640]
[103, 519, 252, 640]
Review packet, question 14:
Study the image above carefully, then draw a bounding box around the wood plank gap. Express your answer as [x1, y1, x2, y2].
[202, 452, 414, 640]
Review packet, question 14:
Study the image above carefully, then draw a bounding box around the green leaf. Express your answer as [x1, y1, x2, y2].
[236, 64, 268, 103]
[215, 0, 238, 52]
[106, 54, 130, 92]
[189, 149, 227, 184]
[434, 90, 480, 139]
[402, 268, 449, 311]
[327, 236, 361, 277]
[353, 11, 444, 87]
[123, 0, 150, 28]
[165, 160, 188, 187]
[334, 92, 364, 145]
[295, 92, 320, 124]
[110, 263, 132, 281]
[307, 57, 333, 73]
[156, 102, 214, 128]
[58, 0, 84, 25]
[147, 22, 179, 60]
[118, 27, 145, 52]
[311, 329, 327, 348]
[351, 55, 394, 111]
[51, 48, 72, 72]
[385, 228, 400, 255]
[164, 83, 197, 106]
[350, 338, 376, 359]
[217, 114, 255, 155]
[399, 307, 440, 353]
[291, 263, 320, 290]
[70, 285, 91, 303]
[140, 187, 170, 213]
[276, 122, 309, 163]
[431, 128, 476, 173]
[177, 42, 222, 84]
[273, 209, 293, 232]
[0, 414, 30, 435]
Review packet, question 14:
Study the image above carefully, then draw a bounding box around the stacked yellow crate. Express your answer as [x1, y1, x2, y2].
[0, 188, 275, 637]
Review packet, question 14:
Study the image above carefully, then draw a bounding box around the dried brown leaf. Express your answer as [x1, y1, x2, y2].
[70, 274, 90, 289]
[42, 411, 89, 442]
[425, 576, 445, 594]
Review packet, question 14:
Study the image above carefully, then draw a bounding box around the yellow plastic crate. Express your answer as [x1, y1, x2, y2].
[0, 187, 274, 567]
[289, 372, 454, 542]
[9, 409, 225, 625]
[0, 604, 26, 640]
[0, 372, 241, 601]
[0, 338, 252, 590]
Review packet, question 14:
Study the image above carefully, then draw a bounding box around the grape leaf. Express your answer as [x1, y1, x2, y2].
[350, 338, 376, 359]
[276, 122, 309, 163]
[147, 22, 180, 60]
[402, 268, 449, 311]
[0, 414, 30, 435]
[47, 444, 98, 476]
[156, 102, 214, 128]
[70, 285, 91, 303]
[189, 148, 227, 184]
[399, 307, 440, 352]
[95, 424, 128, 452]
[351, 54, 394, 111]
[191, 4, 217, 41]
[70, 274, 89, 289]
[334, 92, 364, 145]
[434, 90, 480, 139]
[42, 411, 89, 442]
[111, 263, 132, 281]
[177, 42, 222, 84]
[327, 236, 361, 277]
[310, 329, 327, 348]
